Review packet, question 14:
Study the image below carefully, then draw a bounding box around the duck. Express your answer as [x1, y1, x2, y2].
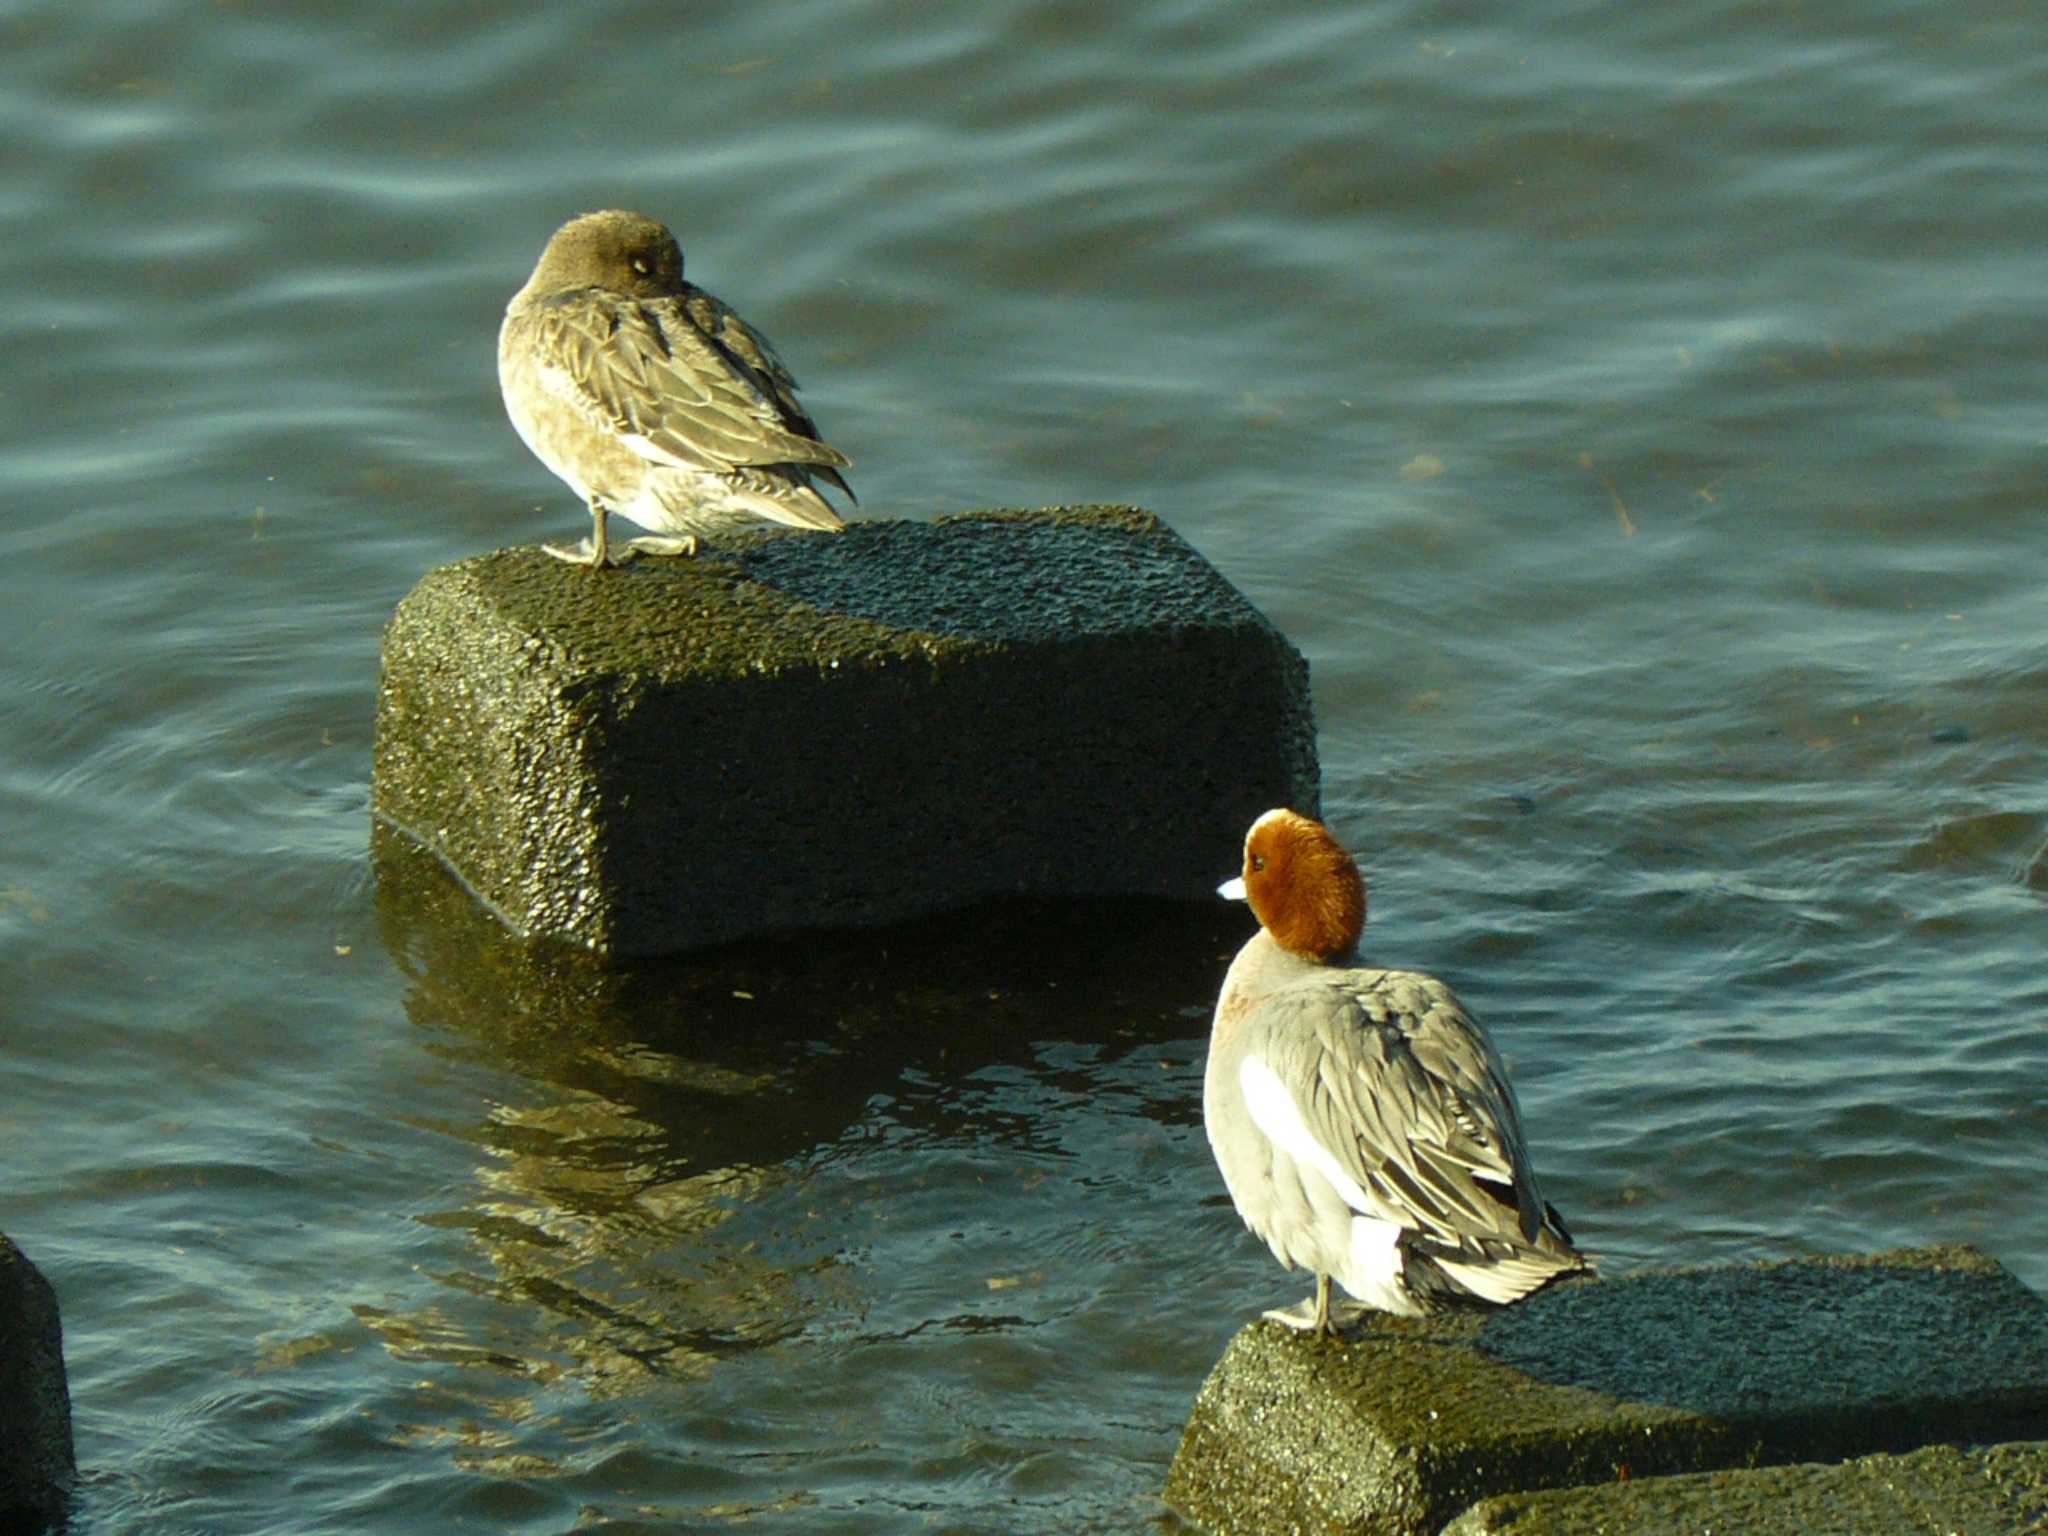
[497, 209, 854, 569]
[1205, 808, 1587, 1332]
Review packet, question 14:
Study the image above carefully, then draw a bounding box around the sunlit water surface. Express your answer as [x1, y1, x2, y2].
[5, 0, 2045, 1530]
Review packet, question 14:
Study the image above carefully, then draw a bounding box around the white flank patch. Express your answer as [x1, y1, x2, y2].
[1347, 1211, 1406, 1298]
[1239, 1055, 1373, 1215]
[1239, 1055, 1408, 1303]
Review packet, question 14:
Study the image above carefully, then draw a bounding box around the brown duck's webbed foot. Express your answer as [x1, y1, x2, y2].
[542, 500, 626, 568]
[621, 534, 699, 558]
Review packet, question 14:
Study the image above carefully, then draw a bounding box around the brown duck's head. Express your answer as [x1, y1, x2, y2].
[528, 209, 686, 299]
[1228, 808, 1367, 963]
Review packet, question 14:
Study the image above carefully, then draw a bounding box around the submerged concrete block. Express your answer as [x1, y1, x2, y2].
[0, 1233, 74, 1531]
[1164, 1245, 2048, 1536]
[372, 506, 1317, 956]
[1444, 1438, 2048, 1535]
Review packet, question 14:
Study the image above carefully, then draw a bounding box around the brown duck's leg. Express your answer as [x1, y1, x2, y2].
[542, 498, 625, 567]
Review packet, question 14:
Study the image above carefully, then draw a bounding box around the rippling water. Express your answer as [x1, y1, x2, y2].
[6, 0, 2045, 1530]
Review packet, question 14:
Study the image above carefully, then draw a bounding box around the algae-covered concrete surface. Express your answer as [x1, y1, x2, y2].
[1163, 1245, 2048, 1536]
[1443, 1439, 2048, 1534]
[372, 506, 1318, 956]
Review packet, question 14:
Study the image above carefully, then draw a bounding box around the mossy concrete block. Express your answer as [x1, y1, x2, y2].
[1163, 1245, 2048, 1536]
[372, 505, 1317, 957]
[0, 1232, 74, 1531]
[1444, 1438, 2048, 1535]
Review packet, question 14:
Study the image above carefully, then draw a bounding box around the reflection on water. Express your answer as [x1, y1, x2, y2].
[369, 822, 1247, 1428]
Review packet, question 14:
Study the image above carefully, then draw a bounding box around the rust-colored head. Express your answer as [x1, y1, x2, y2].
[1226, 808, 1367, 963]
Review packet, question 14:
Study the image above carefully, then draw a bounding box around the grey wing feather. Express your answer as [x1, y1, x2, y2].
[1275, 972, 1556, 1254]
[536, 290, 851, 476]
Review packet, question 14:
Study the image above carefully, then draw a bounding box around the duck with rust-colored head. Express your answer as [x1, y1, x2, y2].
[1205, 808, 1588, 1333]
[498, 209, 854, 569]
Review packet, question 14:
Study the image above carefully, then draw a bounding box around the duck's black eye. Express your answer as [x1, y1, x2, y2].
[1250, 854, 1266, 873]
[631, 257, 651, 275]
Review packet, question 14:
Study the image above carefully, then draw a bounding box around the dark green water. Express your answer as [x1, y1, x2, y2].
[4, 0, 2044, 1529]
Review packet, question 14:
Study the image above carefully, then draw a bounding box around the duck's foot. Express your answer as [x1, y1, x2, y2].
[622, 534, 700, 558]
[540, 533, 697, 567]
[541, 537, 633, 567]
[1261, 1297, 1326, 1331]
[1262, 1278, 1368, 1335]
[1263, 1299, 1368, 1333]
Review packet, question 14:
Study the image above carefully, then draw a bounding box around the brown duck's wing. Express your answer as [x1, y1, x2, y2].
[683, 288, 855, 500]
[533, 288, 852, 478]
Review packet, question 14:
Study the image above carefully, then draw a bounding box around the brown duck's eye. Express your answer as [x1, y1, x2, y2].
[631, 257, 651, 275]
[1250, 854, 1266, 873]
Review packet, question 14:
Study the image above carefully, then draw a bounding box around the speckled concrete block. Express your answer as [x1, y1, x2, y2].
[1163, 1245, 2048, 1536]
[372, 506, 1317, 957]
[0, 1232, 74, 1531]
[1444, 1438, 2048, 1535]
